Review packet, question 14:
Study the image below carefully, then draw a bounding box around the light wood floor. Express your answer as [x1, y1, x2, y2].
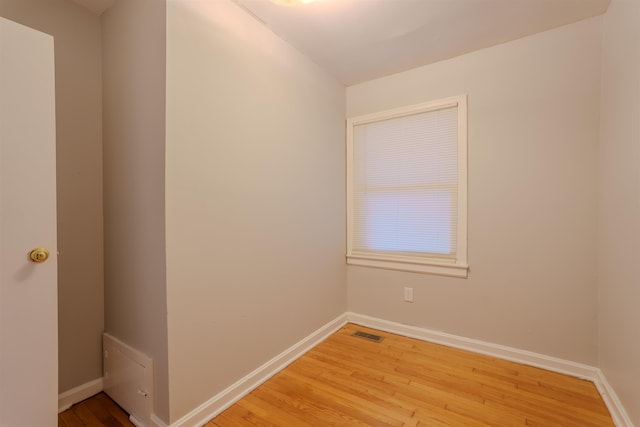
[59, 323, 615, 427]
[58, 392, 133, 427]
[209, 324, 613, 427]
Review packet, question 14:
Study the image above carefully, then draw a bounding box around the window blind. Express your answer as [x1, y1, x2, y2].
[351, 106, 458, 259]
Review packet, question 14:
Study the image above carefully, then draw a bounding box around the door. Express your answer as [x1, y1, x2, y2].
[0, 17, 58, 427]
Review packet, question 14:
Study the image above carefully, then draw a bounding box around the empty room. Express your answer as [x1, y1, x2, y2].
[0, 0, 638, 426]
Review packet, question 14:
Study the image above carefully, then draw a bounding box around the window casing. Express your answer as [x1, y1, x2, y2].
[346, 95, 468, 278]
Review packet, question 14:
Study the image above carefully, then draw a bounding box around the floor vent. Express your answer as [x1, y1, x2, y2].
[352, 330, 384, 343]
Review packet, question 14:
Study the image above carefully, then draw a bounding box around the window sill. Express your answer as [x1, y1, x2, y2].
[346, 253, 468, 278]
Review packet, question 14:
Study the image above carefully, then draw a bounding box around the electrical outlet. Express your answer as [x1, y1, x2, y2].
[404, 287, 414, 303]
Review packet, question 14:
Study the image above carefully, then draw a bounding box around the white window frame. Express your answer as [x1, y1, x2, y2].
[346, 95, 468, 278]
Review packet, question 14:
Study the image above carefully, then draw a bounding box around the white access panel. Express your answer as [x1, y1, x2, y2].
[103, 333, 153, 426]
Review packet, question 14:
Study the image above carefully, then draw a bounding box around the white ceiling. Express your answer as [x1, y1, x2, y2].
[233, 0, 610, 85]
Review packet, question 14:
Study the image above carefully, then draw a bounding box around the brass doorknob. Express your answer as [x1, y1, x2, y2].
[29, 248, 49, 263]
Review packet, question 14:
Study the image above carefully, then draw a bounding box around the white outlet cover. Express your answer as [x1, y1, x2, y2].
[404, 287, 414, 302]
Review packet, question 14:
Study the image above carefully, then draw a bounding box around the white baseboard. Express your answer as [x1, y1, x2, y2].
[150, 414, 170, 427]
[130, 414, 147, 427]
[58, 377, 103, 413]
[168, 313, 349, 427]
[346, 312, 598, 380]
[594, 370, 635, 427]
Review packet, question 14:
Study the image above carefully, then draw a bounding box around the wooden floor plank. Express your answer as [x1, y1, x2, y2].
[58, 393, 133, 427]
[58, 410, 86, 427]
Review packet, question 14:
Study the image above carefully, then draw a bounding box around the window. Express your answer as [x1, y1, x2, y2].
[346, 95, 468, 278]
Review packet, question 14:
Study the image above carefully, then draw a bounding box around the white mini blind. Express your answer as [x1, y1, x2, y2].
[351, 106, 459, 259]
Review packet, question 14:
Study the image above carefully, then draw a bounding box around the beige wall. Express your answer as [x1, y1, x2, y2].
[346, 17, 602, 365]
[0, 0, 104, 394]
[598, 0, 640, 423]
[165, 0, 346, 421]
[101, 0, 169, 422]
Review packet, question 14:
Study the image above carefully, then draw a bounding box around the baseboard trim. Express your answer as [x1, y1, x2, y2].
[130, 414, 148, 427]
[594, 369, 635, 427]
[150, 414, 170, 427]
[169, 313, 349, 427]
[346, 312, 598, 379]
[58, 377, 103, 413]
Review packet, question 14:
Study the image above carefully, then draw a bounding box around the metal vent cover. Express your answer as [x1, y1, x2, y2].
[352, 330, 384, 343]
